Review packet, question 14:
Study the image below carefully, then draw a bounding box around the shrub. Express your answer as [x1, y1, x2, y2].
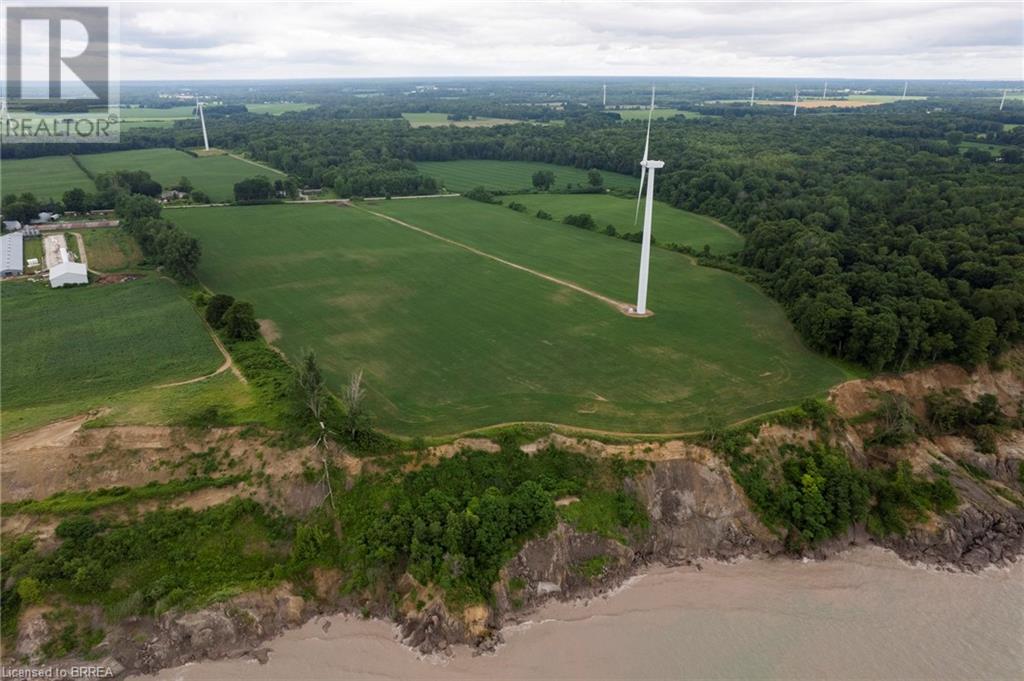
[536, 210, 553, 220]
[507, 201, 527, 213]
[562, 213, 597, 230]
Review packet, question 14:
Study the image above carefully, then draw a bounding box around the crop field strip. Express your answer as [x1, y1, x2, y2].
[416, 160, 639, 193]
[175, 202, 847, 436]
[1, 156, 94, 201]
[0, 276, 226, 433]
[504, 193, 745, 255]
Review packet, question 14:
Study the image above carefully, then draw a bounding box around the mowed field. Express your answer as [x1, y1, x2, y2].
[615, 108, 702, 120]
[1, 156, 93, 202]
[504, 193, 744, 255]
[417, 160, 638, 193]
[402, 113, 519, 128]
[175, 201, 846, 436]
[0, 277, 224, 433]
[76, 149, 275, 202]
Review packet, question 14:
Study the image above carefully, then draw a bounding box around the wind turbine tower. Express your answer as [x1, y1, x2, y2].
[631, 86, 662, 317]
[603, 83, 607, 107]
[196, 97, 210, 151]
[822, 81, 828, 100]
[793, 86, 800, 116]
[901, 81, 908, 101]
[750, 85, 756, 106]
[1000, 89, 1008, 111]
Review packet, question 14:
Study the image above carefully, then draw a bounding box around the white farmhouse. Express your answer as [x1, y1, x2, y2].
[49, 246, 88, 288]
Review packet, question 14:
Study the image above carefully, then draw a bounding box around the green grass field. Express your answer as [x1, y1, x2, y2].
[1, 276, 225, 433]
[174, 201, 846, 436]
[1, 156, 93, 202]
[417, 160, 638, 193]
[247, 103, 316, 115]
[504, 193, 744, 255]
[402, 113, 519, 128]
[76, 149, 268, 202]
[80, 228, 143, 271]
[615, 108, 696, 120]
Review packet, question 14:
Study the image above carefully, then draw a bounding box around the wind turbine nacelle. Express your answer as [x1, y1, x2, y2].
[642, 159, 664, 169]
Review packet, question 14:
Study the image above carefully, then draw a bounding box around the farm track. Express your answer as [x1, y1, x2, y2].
[359, 206, 650, 317]
[227, 153, 287, 176]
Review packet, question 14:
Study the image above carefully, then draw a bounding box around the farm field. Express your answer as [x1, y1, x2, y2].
[76, 148, 271, 202]
[1, 156, 93, 202]
[175, 202, 846, 436]
[402, 113, 519, 127]
[247, 103, 316, 115]
[417, 160, 638, 193]
[504, 193, 744, 255]
[615, 108, 700, 120]
[0, 276, 225, 433]
[80, 228, 143, 271]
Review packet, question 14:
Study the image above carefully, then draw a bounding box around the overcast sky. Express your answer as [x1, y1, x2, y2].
[112, 0, 1023, 81]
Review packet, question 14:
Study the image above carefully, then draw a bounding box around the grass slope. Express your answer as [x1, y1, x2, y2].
[1, 156, 93, 203]
[417, 160, 638, 193]
[505, 193, 744, 255]
[76, 149, 264, 202]
[175, 202, 846, 436]
[1, 277, 224, 432]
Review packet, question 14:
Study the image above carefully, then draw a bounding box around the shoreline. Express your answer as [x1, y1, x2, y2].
[140, 546, 1024, 680]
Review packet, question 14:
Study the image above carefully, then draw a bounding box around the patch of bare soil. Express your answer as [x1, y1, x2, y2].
[830, 356, 1023, 421]
[258, 318, 282, 343]
[94, 273, 142, 285]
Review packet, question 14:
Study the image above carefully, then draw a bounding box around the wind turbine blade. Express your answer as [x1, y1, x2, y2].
[634, 165, 647, 224]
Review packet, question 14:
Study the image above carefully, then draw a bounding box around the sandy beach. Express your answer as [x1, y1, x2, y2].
[143, 547, 1024, 680]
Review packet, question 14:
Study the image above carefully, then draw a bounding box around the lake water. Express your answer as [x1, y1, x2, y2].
[145, 548, 1023, 680]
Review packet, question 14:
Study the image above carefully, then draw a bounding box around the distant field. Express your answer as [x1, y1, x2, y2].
[713, 96, 925, 108]
[175, 202, 845, 436]
[118, 106, 196, 120]
[402, 113, 519, 128]
[80, 228, 143, 271]
[504, 193, 744, 255]
[0, 276, 224, 433]
[247, 103, 316, 115]
[417, 160, 638, 193]
[1, 156, 93, 202]
[615, 108, 697, 120]
[76, 148, 269, 202]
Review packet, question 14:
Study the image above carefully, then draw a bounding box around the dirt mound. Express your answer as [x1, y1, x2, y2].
[94, 273, 142, 285]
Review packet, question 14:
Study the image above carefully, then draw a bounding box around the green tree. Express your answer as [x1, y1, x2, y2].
[531, 170, 556, 190]
[62, 188, 88, 213]
[587, 169, 604, 187]
[221, 301, 260, 341]
[204, 294, 235, 327]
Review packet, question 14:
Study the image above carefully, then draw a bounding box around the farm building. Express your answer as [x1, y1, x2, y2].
[1, 232, 24, 277]
[49, 246, 88, 288]
[3, 220, 22, 231]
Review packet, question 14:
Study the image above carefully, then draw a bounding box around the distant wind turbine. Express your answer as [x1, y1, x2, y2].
[750, 85, 756, 106]
[631, 86, 662, 317]
[793, 86, 800, 116]
[902, 81, 908, 101]
[1000, 89, 1008, 111]
[603, 83, 607, 107]
[822, 81, 828, 100]
[196, 96, 210, 151]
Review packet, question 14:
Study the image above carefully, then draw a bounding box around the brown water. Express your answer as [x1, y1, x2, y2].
[146, 548, 1023, 680]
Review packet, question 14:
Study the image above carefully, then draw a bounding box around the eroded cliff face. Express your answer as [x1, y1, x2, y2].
[7, 357, 1024, 674]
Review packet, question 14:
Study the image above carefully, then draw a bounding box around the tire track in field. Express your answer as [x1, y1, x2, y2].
[358, 206, 653, 317]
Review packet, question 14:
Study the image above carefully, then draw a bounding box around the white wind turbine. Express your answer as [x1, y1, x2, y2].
[902, 81, 909, 101]
[1000, 89, 1008, 111]
[822, 81, 828, 100]
[631, 86, 663, 317]
[750, 85, 756, 106]
[793, 86, 800, 116]
[196, 96, 210, 151]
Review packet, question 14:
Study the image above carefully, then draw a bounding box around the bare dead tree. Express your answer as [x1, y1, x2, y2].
[297, 350, 334, 508]
[344, 369, 366, 440]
